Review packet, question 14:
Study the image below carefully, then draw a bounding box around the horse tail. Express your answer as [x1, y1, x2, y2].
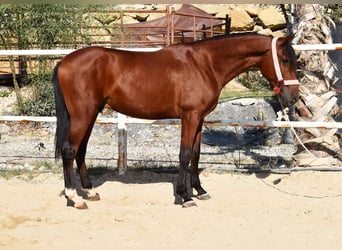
[52, 62, 70, 159]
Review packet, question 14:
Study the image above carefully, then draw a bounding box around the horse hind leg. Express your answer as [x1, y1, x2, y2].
[62, 141, 88, 209]
[76, 126, 100, 202]
[78, 99, 113, 201]
[64, 111, 101, 208]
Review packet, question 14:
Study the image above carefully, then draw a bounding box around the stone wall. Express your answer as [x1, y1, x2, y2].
[116, 4, 289, 37]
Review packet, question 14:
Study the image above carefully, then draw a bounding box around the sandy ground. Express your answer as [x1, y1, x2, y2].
[1, 170, 342, 250]
[1, 86, 341, 250]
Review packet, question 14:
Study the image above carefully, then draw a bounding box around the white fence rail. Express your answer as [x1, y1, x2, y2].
[0, 115, 341, 129]
[0, 44, 341, 173]
[292, 44, 342, 51]
[0, 43, 341, 57]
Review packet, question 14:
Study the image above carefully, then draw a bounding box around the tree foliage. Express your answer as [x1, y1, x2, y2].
[0, 4, 90, 50]
[325, 4, 342, 22]
[0, 5, 92, 116]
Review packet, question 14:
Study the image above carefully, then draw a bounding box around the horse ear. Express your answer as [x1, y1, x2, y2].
[279, 33, 295, 45]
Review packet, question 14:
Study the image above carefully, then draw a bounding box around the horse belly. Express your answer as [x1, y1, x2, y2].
[106, 93, 178, 120]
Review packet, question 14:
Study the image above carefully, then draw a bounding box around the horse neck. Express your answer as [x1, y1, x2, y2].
[203, 35, 270, 89]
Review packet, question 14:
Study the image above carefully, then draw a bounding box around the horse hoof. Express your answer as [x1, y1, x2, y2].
[182, 200, 197, 208]
[196, 193, 211, 200]
[88, 193, 100, 201]
[75, 200, 88, 209]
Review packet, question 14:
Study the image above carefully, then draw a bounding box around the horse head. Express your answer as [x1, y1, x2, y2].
[260, 34, 300, 108]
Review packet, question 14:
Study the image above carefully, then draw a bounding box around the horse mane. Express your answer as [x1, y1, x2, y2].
[189, 32, 270, 44]
[185, 32, 297, 68]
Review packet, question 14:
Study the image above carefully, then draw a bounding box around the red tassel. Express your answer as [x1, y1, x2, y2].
[273, 86, 281, 94]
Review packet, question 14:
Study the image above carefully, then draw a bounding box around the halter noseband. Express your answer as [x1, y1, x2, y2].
[271, 37, 300, 94]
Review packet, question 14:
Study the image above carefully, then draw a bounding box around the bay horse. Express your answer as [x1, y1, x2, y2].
[53, 33, 299, 209]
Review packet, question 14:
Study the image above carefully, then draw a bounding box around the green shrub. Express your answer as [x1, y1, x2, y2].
[237, 70, 270, 92]
[21, 73, 55, 116]
[0, 89, 11, 97]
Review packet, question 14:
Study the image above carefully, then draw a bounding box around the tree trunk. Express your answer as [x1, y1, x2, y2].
[292, 4, 341, 166]
[8, 55, 24, 114]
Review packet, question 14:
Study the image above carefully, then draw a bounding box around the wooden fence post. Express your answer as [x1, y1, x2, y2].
[117, 113, 127, 175]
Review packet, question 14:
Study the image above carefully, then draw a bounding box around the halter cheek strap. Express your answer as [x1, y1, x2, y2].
[271, 37, 300, 94]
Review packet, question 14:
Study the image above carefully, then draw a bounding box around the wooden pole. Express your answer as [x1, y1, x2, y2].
[117, 113, 127, 175]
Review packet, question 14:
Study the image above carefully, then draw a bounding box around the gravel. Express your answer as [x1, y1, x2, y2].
[0, 98, 297, 173]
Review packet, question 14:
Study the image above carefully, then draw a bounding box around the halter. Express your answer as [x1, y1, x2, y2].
[271, 37, 300, 94]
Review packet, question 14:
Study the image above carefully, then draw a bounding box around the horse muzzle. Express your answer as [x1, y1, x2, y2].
[275, 79, 300, 107]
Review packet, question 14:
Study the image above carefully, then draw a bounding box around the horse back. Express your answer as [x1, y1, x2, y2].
[57, 46, 219, 119]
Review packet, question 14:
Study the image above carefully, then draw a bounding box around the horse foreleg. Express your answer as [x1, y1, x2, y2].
[190, 127, 211, 201]
[62, 141, 88, 209]
[177, 146, 194, 207]
[177, 116, 201, 208]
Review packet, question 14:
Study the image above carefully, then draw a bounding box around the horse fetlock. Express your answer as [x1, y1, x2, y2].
[83, 188, 100, 201]
[176, 185, 188, 198]
[65, 188, 88, 209]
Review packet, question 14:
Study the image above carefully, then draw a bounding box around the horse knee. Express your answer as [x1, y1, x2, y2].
[61, 141, 75, 162]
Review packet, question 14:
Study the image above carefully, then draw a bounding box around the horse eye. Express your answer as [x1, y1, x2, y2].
[282, 58, 290, 64]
